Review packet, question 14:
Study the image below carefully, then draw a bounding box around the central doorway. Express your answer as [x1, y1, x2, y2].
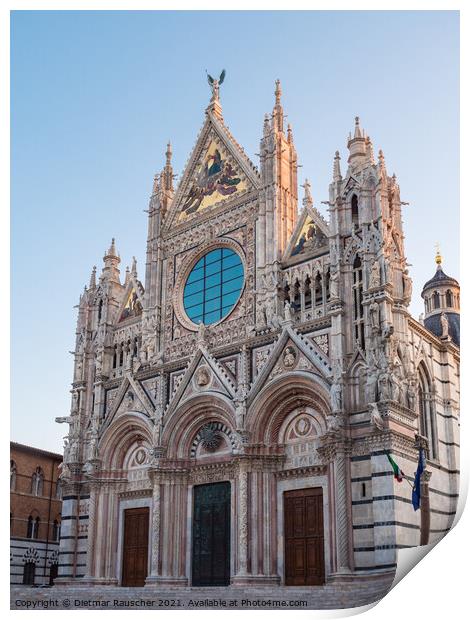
[192, 481, 231, 586]
[284, 487, 325, 585]
[121, 507, 149, 587]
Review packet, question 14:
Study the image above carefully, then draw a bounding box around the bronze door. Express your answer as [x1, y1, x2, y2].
[192, 482, 230, 586]
[121, 507, 149, 587]
[284, 487, 325, 586]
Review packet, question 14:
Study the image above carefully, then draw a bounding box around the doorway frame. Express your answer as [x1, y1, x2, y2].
[277, 475, 330, 585]
[188, 480, 233, 587]
[116, 497, 152, 586]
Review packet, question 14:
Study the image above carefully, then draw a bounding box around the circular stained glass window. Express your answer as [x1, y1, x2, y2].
[183, 248, 244, 325]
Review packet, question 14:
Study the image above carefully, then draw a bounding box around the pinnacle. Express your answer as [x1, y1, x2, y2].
[107, 238, 118, 257]
[275, 79, 282, 104]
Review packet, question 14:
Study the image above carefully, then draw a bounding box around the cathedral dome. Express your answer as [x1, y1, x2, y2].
[421, 249, 460, 346]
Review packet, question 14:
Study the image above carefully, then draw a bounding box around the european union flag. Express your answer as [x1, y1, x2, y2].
[412, 447, 425, 511]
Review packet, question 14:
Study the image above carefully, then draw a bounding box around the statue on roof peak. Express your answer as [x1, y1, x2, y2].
[206, 69, 226, 101]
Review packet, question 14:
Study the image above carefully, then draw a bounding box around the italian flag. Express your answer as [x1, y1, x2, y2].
[386, 452, 404, 482]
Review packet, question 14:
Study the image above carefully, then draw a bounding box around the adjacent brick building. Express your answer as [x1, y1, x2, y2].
[10, 442, 62, 585]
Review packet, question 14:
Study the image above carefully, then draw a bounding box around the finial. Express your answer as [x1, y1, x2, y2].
[354, 116, 362, 139]
[365, 136, 375, 163]
[378, 149, 385, 166]
[275, 79, 282, 104]
[166, 141, 172, 164]
[131, 256, 137, 275]
[287, 123, 293, 143]
[89, 265, 96, 289]
[107, 238, 117, 257]
[333, 150, 342, 182]
[302, 179, 313, 207]
[435, 243, 442, 267]
[152, 172, 159, 195]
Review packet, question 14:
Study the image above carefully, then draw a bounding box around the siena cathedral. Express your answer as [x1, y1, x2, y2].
[56, 78, 460, 590]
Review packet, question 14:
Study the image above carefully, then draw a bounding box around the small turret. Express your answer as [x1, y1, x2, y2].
[421, 248, 460, 346]
[347, 117, 367, 168]
[101, 238, 121, 285]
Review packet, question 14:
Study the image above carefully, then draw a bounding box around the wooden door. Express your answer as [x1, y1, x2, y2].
[122, 507, 149, 587]
[284, 487, 325, 586]
[192, 482, 230, 586]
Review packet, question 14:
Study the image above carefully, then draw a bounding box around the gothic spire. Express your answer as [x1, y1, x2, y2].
[272, 79, 284, 133]
[162, 141, 174, 193]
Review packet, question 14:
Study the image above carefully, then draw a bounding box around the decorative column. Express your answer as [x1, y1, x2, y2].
[83, 483, 99, 581]
[232, 464, 249, 586]
[333, 447, 352, 573]
[145, 473, 162, 586]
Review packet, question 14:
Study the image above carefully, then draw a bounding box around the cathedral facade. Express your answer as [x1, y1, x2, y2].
[56, 79, 460, 590]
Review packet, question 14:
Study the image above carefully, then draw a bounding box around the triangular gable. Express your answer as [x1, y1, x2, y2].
[115, 276, 144, 324]
[100, 373, 154, 436]
[345, 347, 367, 374]
[164, 111, 260, 229]
[283, 204, 329, 261]
[247, 324, 332, 407]
[341, 173, 360, 198]
[165, 343, 237, 417]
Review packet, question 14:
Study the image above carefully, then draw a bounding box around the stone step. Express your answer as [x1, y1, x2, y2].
[11, 575, 394, 610]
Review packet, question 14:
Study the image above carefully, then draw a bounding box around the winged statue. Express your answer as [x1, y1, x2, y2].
[206, 69, 226, 100]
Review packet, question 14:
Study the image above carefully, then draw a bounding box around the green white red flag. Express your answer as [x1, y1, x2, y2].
[386, 452, 404, 482]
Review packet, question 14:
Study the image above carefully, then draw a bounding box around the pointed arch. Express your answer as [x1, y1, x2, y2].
[161, 393, 236, 459]
[99, 412, 153, 470]
[246, 371, 330, 445]
[417, 362, 438, 459]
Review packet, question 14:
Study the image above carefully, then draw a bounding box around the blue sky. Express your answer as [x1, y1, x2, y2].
[11, 11, 459, 452]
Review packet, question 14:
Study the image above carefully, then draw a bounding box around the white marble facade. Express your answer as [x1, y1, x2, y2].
[55, 81, 460, 588]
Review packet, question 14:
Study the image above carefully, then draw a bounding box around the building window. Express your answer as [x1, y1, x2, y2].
[183, 248, 244, 325]
[351, 194, 359, 229]
[52, 519, 61, 542]
[292, 280, 301, 312]
[31, 467, 44, 496]
[314, 273, 323, 306]
[27, 516, 40, 539]
[304, 276, 312, 309]
[23, 562, 36, 586]
[418, 364, 437, 460]
[352, 255, 365, 349]
[446, 290, 453, 308]
[10, 460, 16, 490]
[433, 291, 440, 309]
[26, 516, 34, 538]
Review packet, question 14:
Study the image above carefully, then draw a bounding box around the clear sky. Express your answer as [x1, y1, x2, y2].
[11, 10, 459, 453]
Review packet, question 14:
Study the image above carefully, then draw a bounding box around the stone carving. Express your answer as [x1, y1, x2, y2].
[329, 269, 339, 298]
[126, 391, 134, 409]
[196, 366, 211, 387]
[282, 346, 297, 368]
[295, 416, 312, 437]
[369, 402, 385, 430]
[330, 363, 343, 412]
[369, 259, 381, 289]
[284, 300, 294, 321]
[199, 423, 223, 452]
[440, 312, 449, 339]
[369, 299, 380, 332]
